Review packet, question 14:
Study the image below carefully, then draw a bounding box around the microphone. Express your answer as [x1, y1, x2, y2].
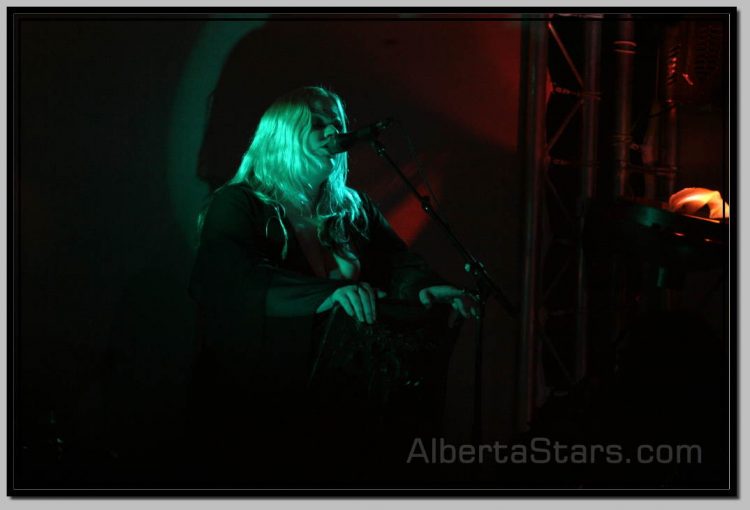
[326, 118, 395, 154]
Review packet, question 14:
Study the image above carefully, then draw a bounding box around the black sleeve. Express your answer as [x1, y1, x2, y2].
[189, 185, 347, 321]
[359, 192, 445, 301]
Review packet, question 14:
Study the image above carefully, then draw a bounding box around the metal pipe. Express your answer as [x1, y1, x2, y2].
[661, 23, 680, 197]
[575, 15, 602, 382]
[610, 15, 637, 358]
[517, 14, 548, 432]
[613, 15, 636, 198]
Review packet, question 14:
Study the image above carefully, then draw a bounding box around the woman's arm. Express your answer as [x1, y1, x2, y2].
[359, 192, 477, 318]
[358, 192, 444, 301]
[189, 185, 347, 318]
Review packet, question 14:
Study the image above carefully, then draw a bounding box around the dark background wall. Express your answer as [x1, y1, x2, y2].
[16, 14, 524, 479]
[17, 18, 209, 471]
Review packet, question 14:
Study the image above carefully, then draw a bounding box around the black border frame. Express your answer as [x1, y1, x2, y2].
[7, 5, 738, 497]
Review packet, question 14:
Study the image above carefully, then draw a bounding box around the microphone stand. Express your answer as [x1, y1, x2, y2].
[369, 139, 518, 448]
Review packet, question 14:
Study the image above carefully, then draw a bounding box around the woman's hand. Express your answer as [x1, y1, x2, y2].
[316, 282, 386, 324]
[419, 285, 479, 319]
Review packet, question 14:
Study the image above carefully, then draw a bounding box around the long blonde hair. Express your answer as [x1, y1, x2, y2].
[200, 86, 367, 256]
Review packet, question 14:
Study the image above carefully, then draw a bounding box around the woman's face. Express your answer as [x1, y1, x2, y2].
[306, 106, 344, 184]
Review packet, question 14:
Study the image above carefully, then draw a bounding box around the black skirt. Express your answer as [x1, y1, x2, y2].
[185, 300, 459, 485]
